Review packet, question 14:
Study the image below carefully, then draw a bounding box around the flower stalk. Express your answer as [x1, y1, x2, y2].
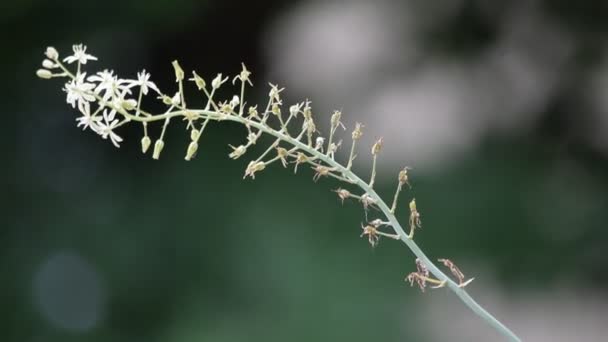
[37, 44, 521, 342]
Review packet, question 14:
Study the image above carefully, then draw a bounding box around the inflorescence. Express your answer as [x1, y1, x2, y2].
[36, 44, 522, 342]
[37, 43, 472, 293]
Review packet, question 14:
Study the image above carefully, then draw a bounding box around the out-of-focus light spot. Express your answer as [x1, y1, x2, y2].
[32, 251, 105, 332]
[263, 1, 571, 169]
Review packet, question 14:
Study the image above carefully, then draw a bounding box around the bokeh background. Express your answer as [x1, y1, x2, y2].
[5, 0, 608, 341]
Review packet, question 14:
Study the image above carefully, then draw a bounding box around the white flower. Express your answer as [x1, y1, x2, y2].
[75, 105, 101, 132]
[96, 110, 123, 148]
[87, 70, 131, 101]
[127, 70, 160, 95]
[64, 73, 96, 112]
[63, 44, 98, 64]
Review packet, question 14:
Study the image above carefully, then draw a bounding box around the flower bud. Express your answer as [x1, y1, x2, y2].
[184, 141, 198, 161]
[122, 99, 138, 111]
[45, 47, 59, 60]
[152, 139, 165, 160]
[172, 60, 184, 82]
[36, 69, 52, 79]
[42, 59, 56, 69]
[230, 95, 240, 108]
[190, 129, 200, 141]
[141, 136, 151, 153]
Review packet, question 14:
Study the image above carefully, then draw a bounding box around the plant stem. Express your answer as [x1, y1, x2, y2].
[115, 107, 520, 341]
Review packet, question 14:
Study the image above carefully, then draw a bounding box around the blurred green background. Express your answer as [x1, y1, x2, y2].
[5, 0, 608, 341]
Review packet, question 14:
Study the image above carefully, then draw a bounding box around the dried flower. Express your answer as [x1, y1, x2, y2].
[244, 161, 266, 179]
[333, 188, 351, 204]
[352, 122, 363, 140]
[437, 258, 474, 287]
[408, 198, 422, 238]
[312, 164, 331, 182]
[361, 224, 380, 247]
[229, 145, 247, 159]
[371, 137, 383, 155]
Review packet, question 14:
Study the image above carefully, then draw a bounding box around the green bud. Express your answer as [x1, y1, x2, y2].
[190, 129, 200, 141]
[141, 136, 151, 153]
[184, 141, 198, 161]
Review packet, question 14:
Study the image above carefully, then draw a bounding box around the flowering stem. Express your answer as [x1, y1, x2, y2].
[112, 105, 519, 340]
[48, 55, 520, 341]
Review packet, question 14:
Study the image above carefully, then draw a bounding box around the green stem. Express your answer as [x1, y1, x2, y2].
[115, 106, 521, 341]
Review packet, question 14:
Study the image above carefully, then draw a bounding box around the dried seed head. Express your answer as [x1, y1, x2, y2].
[302, 100, 313, 119]
[405, 272, 427, 292]
[276, 147, 289, 167]
[438, 258, 466, 285]
[371, 137, 383, 156]
[292, 152, 308, 173]
[244, 161, 266, 179]
[333, 188, 351, 204]
[415, 258, 429, 277]
[312, 164, 331, 182]
[360, 224, 380, 247]
[408, 198, 422, 237]
[330, 110, 345, 130]
[305, 118, 316, 136]
[352, 122, 364, 140]
[360, 193, 377, 210]
[229, 144, 247, 159]
[398, 167, 412, 187]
